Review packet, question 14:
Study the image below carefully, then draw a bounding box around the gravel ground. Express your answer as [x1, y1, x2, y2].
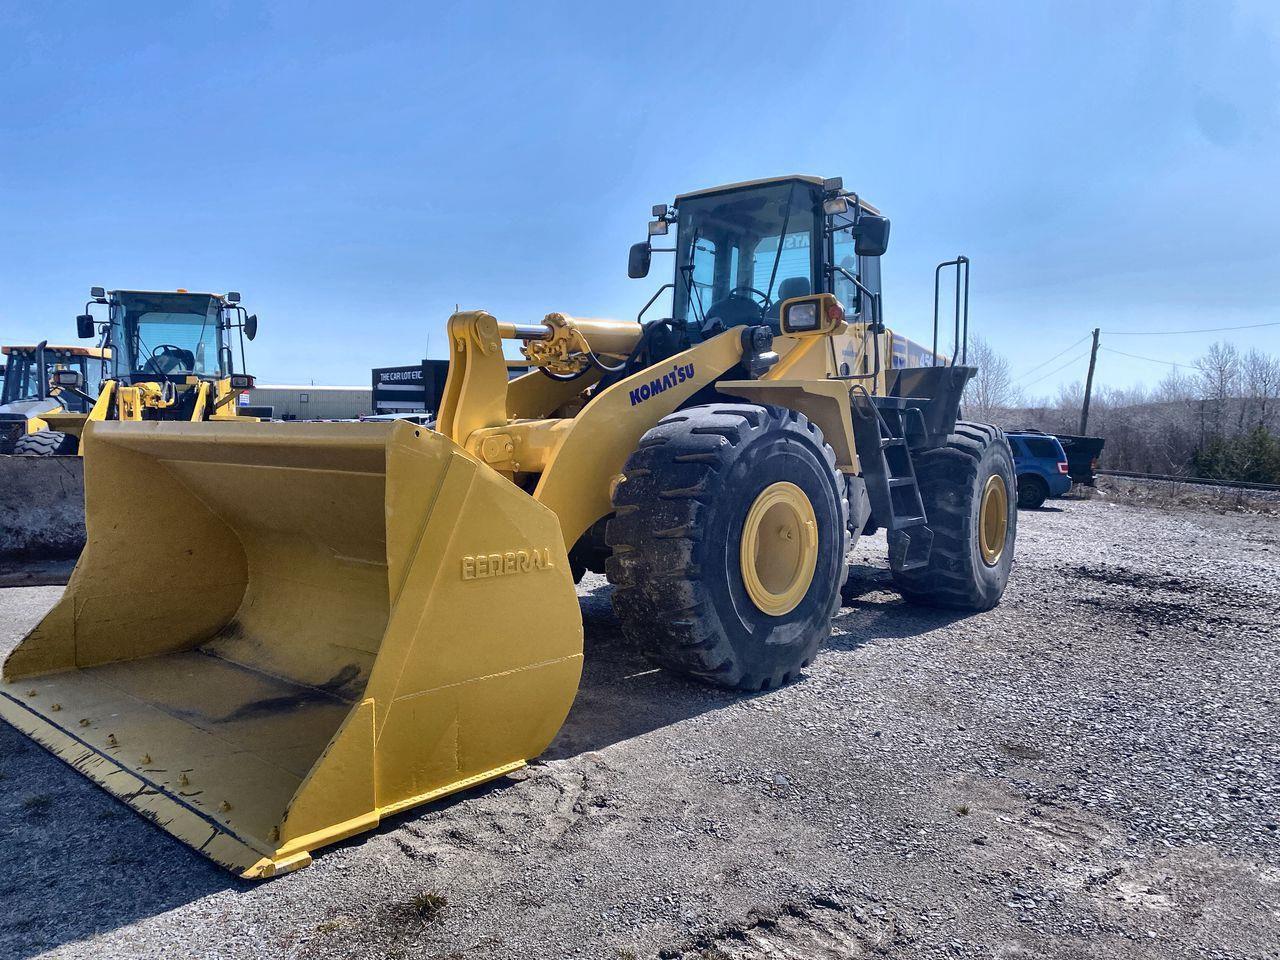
[1, 497, 1277, 960]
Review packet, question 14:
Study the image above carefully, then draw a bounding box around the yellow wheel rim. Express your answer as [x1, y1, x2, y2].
[979, 473, 1009, 567]
[740, 481, 819, 617]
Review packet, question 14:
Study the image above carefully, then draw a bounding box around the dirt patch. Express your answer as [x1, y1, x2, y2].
[1065, 563, 1200, 593]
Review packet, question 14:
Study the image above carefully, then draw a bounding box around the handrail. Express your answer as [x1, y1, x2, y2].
[932, 256, 970, 366]
[827, 266, 882, 387]
[637, 283, 675, 324]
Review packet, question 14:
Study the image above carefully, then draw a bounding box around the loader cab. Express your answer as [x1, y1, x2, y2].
[0, 347, 50, 404]
[0, 344, 103, 413]
[87, 289, 257, 387]
[104, 291, 226, 384]
[643, 176, 889, 340]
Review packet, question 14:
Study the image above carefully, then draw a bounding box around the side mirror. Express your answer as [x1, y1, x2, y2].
[628, 242, 651, 279]
[226, 291, 242, 303]
[244, 314, 258, 341]
[76, 314, 95, 338]
[853, 215, 891, 257]
[90, 286, 106, 299]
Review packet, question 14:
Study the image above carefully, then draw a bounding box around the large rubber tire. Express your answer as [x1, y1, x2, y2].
[606, 403, 849, 690]
[890, 421, 1016, 611]
[12, 429, 78, 456]
[1016, 473, 1048, 509]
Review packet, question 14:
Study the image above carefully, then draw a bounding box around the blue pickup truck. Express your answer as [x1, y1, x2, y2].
[1007, 431, 1072, 508]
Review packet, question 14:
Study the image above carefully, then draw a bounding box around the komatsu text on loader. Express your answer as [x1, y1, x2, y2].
[12, 287, 263, 455]
[0, 176, 1016, 877]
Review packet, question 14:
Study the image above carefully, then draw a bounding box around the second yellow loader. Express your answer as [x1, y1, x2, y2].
[14, 287, 264, 456]
[0, 175, 1017, 877]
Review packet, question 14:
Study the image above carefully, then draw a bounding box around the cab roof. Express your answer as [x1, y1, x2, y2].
[674, 175, 881, 214]
[111, 289, 227, 300]
[3, 345, 111, 358]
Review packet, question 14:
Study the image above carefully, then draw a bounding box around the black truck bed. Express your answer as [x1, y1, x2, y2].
[1054, 434, 1106, 485]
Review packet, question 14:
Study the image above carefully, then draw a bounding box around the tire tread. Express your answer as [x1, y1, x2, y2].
[607, 403, 849, 689]
[890, 420, 1015, 611]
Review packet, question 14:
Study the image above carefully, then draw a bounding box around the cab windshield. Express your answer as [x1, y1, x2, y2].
[1, 350, 93, 408]
[1, 352, 44, 403]
[108, 293, 224, 381]
[672, 181, 819, 334]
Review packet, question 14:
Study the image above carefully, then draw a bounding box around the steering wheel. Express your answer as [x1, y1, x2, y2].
[727, 285, 772, 310]
[146, 344, 195, 375]
[701, 286, 772, 332]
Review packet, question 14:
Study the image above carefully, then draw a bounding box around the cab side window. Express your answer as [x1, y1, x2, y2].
[831, 231, 881, 320]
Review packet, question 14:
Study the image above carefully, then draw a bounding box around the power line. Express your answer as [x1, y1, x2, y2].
[1101, 320, 1280, 336]
[1013, 333, 1092, 382]
[1029, 348, 1093, 385]
[1100, 346, 1188, 368]
[1009, 319, 1279, 391]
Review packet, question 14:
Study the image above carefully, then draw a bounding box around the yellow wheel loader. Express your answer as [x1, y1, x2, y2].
[0, 176, 1016, 878]
[0, 342, 109, 455]
[14, 288, 263, 455]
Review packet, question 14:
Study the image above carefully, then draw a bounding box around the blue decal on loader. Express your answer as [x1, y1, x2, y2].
[629, 363, 694, 406]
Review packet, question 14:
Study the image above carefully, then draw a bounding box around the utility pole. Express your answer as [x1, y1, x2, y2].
[1079, 327, 1101, 435]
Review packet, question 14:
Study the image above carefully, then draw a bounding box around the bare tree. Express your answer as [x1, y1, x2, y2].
[1055, 380, 1085, 414]
[963, 335, 1019, 423]
[1242, 348, 1280, 429]
[981, 341, 1279, 482]
[1195, 341, 1241, 435]
[1154, 367, 1195, 402]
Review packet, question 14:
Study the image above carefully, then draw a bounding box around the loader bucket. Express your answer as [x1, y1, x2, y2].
[0, 420, 583, 877]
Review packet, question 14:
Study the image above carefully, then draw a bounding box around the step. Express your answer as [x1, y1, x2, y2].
[891, 514, 927, 527]
[871, 396, 913, 410]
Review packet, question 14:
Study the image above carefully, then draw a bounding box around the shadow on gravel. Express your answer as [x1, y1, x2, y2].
[831, 563, 980, 645]
[543, 579, 751, 760]
[0, 724, 242, 959]
[0, 558, 76, 588]
[548, 566, 970, 760]
[840, 562, 893, 603]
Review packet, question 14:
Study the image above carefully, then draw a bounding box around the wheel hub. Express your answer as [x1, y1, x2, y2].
[740, 482, 818, 616]
[979, 473, 1009, 566]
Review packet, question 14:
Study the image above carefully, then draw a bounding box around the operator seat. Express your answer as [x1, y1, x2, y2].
[766, 276, 812, 323]
[776, 276, 811, 302]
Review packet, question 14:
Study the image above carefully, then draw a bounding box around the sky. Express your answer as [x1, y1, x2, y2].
[2, 0, 1278, 398]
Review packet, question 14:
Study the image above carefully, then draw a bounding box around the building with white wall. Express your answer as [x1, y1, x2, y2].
[245, 384, 372, 420]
